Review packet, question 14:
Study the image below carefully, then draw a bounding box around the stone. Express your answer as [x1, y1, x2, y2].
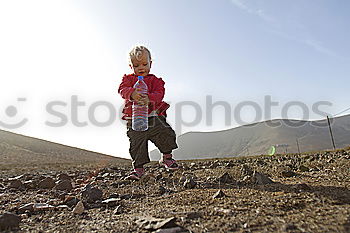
[299, 165, 310, 172]
[18, 203, 35, 213]
[81, 184, 103, 203]
[108, 193, 119, 199]
[183, 177, 196, 189]
[136, 216, 177, 230]
[9, 179, 23, 189]
[8, 175, 24, 181]
[119, 194, 132, 200]
[32, 203, 55, 212]
[0, 212, 21, 230]
[225, 161, 235, 167]
[101, 198, 120, 207]
[185, 212, 201, 219]
[209, 161, 219, 169]
[57, 173, 71, 181]
[155, 227, 188, 233]
[55, 180, 73, 191]
[281, 170, 297, 178]
[55, 205, 70, 210]
[113, 205, 122, 215]
[23, 180, 36, 189]
[213, 190, 227, 198]
[38, 177, 55, 189]
[252, 171, 274, 185]
[73, 201, 85, 215]
[217, 172, 235, 184]
[63, 196, 80, 207]
[102, 173, 110, 178]
[18, 203, 55, 213]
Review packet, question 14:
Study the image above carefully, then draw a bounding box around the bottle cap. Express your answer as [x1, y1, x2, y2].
[138, 76, 144, 80]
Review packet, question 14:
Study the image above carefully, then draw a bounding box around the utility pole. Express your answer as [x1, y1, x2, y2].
[296, 138, 301, 155]
[327, 116, 336, 150]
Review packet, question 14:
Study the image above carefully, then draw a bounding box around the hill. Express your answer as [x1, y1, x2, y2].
[150, 114, 350, 160]
[0, 129, 129, 170]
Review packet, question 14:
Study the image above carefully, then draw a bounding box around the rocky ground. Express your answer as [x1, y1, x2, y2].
[1, 148, 350, 232]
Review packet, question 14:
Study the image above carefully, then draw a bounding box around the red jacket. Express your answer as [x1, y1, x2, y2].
[118, 74, 170, 120]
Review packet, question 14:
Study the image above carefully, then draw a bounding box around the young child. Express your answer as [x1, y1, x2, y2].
[118, 45, 179, 180]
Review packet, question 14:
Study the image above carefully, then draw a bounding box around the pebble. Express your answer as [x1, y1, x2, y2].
[18, 203, 55, 213]
[281, 170, 297, 178]
[73, 201, 85, 215]
[63, 196, 80, 207]
[81, 184, 103, 203]
[0, 212, 21, 230]
[38, 177, 55, 189]
[112, 205, 122, 215]
[101, 198, 120, 207]
[213, 189, 227, 198]
[55, 180, 73, 191]
[57, 173, 71, 181]
[217, 172, 235, 184]
[252, 171, 274, 185]
[9, 179, 23, 189]
[23, 180, 36, 189]
[155, 227, 188, 233]
[108, 193, 119, 199]
[183, 177, 196, 189]
[136, 216, 177, 230]
[185, 212, 201, 219]
[299, 165, 310, 172]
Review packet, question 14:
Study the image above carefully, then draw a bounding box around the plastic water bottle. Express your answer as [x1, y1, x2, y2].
[132, 76, 148, 131]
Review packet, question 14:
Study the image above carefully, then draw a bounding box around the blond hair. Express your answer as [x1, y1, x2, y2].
[129, 45, 152, 64]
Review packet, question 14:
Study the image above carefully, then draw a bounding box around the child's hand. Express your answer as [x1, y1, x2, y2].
[138, 94, 149, 106]
[131, 88, 143, 101]
[131, 89, 149, 105]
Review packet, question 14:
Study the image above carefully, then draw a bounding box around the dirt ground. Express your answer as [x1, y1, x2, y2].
[1, 148, 349, 232]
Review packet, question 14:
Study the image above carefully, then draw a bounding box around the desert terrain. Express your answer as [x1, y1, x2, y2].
[1, 145, 350, 232]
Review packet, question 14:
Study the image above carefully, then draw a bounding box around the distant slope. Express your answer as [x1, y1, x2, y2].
[150, 114, 350, 160]
[0, 129, 129, 167]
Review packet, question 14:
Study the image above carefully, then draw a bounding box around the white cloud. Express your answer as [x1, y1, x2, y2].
[304, 39, 337, 57]
[230, 1, 337, 58]
[230, 0, 274, 22]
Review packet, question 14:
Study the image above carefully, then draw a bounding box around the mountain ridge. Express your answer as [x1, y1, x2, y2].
[150, 114, 350, 160]
[0, 129, 129, 168]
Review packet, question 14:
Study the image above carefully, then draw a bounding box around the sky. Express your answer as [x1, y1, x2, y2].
[0, 0, 349, 159]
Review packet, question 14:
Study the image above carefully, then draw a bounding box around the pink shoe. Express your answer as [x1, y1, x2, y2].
[125, 168, 145, 180]
[159, 154, 179, 171]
